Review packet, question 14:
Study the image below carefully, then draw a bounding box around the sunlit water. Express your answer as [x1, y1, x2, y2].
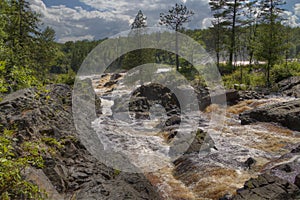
[90, 73, 300, 200]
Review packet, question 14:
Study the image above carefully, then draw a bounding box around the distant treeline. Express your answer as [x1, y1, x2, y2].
[1, 0, 300, 93]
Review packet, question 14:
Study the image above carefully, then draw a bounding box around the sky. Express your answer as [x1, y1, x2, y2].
[28, 0, 300, 43]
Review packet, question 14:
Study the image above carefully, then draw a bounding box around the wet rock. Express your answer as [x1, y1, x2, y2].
[219, 193, 233, 200]
[233, 174, 300, 200]
[238, 90, 264, 100]
[110, 73, 122, 81]
[244, 157, 256, 169]
[291, 144, 300, 153]
[294, 174, 300, 188]
[198, 89, 240, 110]
[185, 129, 207, 154]
[277, 164, 293, 173]
[0, 84, 160, 200]
[277, 76, 300, 98]
[165, 115, 181, 126]
[239, 99, 300, 131]
[104, 80, 117, 88]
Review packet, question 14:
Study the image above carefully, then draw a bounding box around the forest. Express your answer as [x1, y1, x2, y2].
[0, 0, 300, 199]
[0, 0, 300, 96]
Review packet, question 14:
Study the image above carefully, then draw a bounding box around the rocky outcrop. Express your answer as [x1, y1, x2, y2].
[197, 89, 240, 110]
[239, 99, 300, 131]
[233, 174, 300, 200]
[277, 76, 300, 98]
[238, 91, 264, 101]
[231, 142, 300, 200]
[0, 84, 160, 199]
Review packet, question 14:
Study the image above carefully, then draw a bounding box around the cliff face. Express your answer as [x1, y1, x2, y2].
[0, 84, 160, 200]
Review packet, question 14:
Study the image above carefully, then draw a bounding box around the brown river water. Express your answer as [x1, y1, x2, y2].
[91, 73, 300, 200]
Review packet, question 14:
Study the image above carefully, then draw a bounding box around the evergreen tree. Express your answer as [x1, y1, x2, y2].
[256, 0, 286, 86]
[160, 3, 194, 71]
[209, 0, 228, 68]
[122, 10, 155, 70]
[131, 10, 147, 29]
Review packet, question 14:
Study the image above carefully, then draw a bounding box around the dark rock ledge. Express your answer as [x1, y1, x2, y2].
[0, 84, 160, 200]
[239, 99, 300, 131]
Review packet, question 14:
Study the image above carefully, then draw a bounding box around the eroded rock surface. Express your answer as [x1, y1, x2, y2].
[277, 76, 300, 98]
[239, 99, 300, 131]
[0, 84, 160, 200]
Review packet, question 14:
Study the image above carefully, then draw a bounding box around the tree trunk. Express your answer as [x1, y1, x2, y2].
[175, 30, 179, 71]
[229, 0, 238, 68]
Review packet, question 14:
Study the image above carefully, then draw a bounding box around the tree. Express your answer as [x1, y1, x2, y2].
[4, 0, 41, 66]
[209, 0, 228, 69]
[226, 0, 241, 68]
[209, 0, 244, 68]
[35, 27, 57, 72]
[122, 10, 155, 70]
[160, 3, 194, 71]
[131, 10, 147, 29]
[242, 0, 259, 71]
[256, 0, 286, 86]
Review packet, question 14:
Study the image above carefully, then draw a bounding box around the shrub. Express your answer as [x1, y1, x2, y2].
[271, 62, 300, 82]
[223, 68, 265, 89]
[0, 129, 46, 199]
[54, 70, 76, 85]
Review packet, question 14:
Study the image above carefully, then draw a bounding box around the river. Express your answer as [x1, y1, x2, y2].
[89, 73, 300, 200]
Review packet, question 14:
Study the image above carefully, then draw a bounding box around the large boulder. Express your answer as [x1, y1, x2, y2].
[198, 89, 240, 110]
[239, 99, 300, 131]
[233, 174, 300, 200]
[277, 76, 300, 98]
[0, 84, 160, 200]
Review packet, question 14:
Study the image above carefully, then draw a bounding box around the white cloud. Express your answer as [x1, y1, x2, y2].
[202, 17, 213, 29]
[283, 11, 300, 27]
[58, 35, 95, 43]
[28, 0, 300, 42]
[28, 0, 212, 42]
[295, 3, 300, 16]
[29, 0, 133, 42]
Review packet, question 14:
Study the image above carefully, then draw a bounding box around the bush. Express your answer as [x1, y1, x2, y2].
[0, 129, 46, 199]
[271, 62, 300, 83]
[54, 70, 76, 85]
[0, 62, 42, 94]
[223, 68, 265, 89]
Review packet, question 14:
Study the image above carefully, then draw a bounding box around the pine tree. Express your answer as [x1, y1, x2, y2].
[160, 3, 194, 71]
[131, 10, 147, 29]
[256, 0, 286, 86]
[209, 0, 228, 68]
[122, 10, 155, 70]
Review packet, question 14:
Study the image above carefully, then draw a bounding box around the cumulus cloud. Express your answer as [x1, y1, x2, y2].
[295, 3, 300, 16]
[28, 0, 297, 42]
[202, 17, 213, 29]
[283, 11, 300, 27]
[28, 0, 212, 42]
[29, 0, 131, 42]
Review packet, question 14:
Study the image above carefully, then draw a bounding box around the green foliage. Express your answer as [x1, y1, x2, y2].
[62, 40, 101, 72]
[0, 129, 46, 200]
[41, 137, 64, 149]
[113, 169, 121, 177]
[271, 62, 300, 82]
[223, 66, 265, 89]
[54, 70, 76, 85]
[0, 61, 41, 93]
[131, 10, 147, 29]
[160, 3, 194, 71]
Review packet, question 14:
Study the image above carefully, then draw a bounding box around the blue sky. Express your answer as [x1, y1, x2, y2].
[28, 0, 300, 43]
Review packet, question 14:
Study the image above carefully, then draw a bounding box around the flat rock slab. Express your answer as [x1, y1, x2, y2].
[239, 99, 300, 131]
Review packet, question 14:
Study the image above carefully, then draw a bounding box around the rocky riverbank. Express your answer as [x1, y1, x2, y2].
[0, 84, 160, 199]
[1, 75, 300, 199]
